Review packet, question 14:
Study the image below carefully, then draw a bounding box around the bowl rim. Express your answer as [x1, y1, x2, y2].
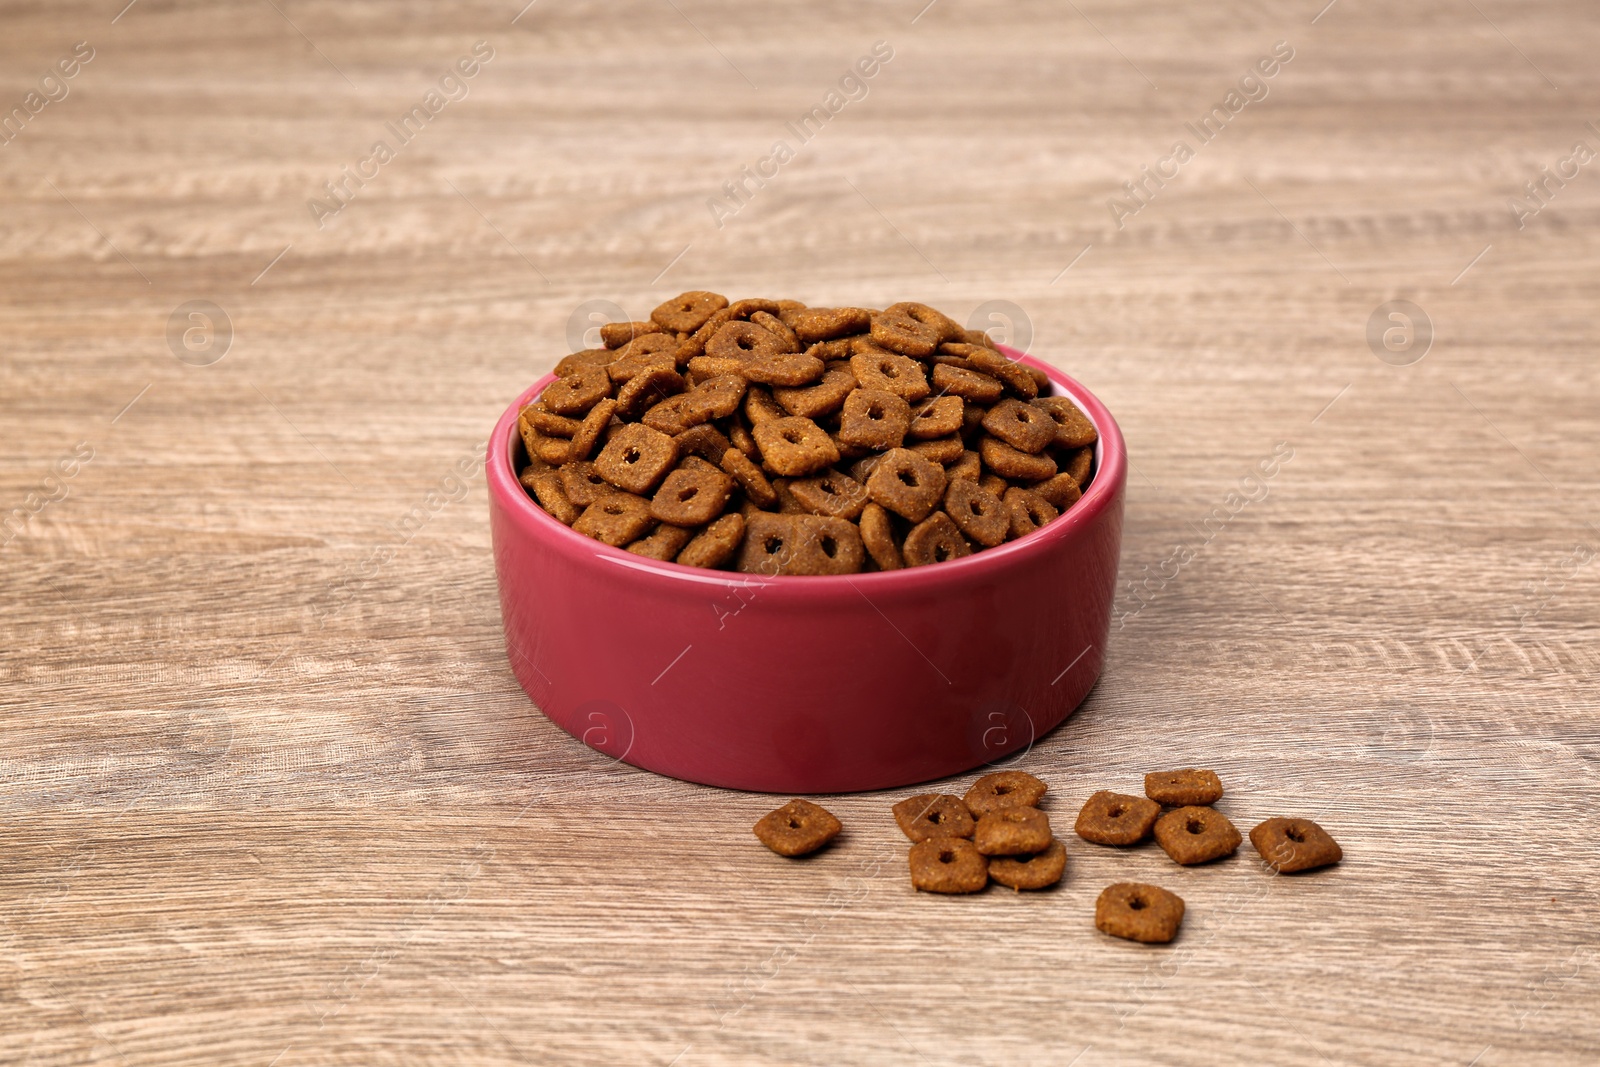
[488, 343, 1125, 593]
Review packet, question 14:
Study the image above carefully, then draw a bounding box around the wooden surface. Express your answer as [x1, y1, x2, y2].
[3, 1, 1598, 1064]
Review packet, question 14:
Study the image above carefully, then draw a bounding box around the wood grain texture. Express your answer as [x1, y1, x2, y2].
[3, 0, 1598, 1064]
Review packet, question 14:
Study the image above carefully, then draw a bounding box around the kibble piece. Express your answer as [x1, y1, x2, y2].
[652, 290, 728, 333]
[626, 523, 695, 560]
[1004, 486, 1060, 540]
[607, 333, 679, 382]
[865, 447, 946, 522]
[553, 348, 615, 376]
[850, 351, 931, 401]
[974, 807, 1053, 856]
[1249, 817, 1343, 873]
[944, 478, 1009, 548]
[523, 470, 579, 525]
[681, 374, 748, 425]
[988, 839, 1067, 891]
[728, 421, 759, 458]
[1031, 472, 1083, 510]
[753, 798, 842, 857]
[981, 437, 1057, 482]
[979, 472, 1008, 498]
[599, 319, 663, 349]
[752, 416, 840, 477]
[1033, 395, 1098, 448]
[932, 363, 1004, 403]
[884, 301, 964, 344]
[1074, 791, 1160, 846]
[962, 327, 998, 349]
[784, 306, 872, 343]
[965, 348, 1039, 399]
[858, 502, 903, 570]
[1095, 883, 1185, 943]
[1144, 769, 1224, 807]
[743, 351, 826, 388]
[774, 365, 856, 419]
[907, 435, 964, 466]
[543, 362, 613, 415]
[749, 309, 800, 352]
[673, 422, 732, 463]
[1063, 447, 1093, 487]
[736, 513, 864, 576]
[908, 395, 964, 439]
[716, 447, 776, 509]
[965, 770, 1048, 816]
[558, 461, 613, 507]
[650, 466, 734, 526]
[983, 398, 1057, 454]
[572, 493, 655, 547]
[908, 838, 989, 894]
[870, 307, 941, 357]
[744, 386, 786, 426]
[838, 388, 912, 450]
[789, 469, 869, 521]
[1153, 806, 1242, 866]
[675, 512, 745, 569]
[526, 407, 582, 437]
[567, 398, 617, 462]
[892, 794, 976, 842]
[594, 423, 679, 494]
[616, 367, 687, 420]
[639, 394, 697, 436]
[901, 512, 971, 567]
[946, 450, 982, 483]
[727, 297, 783, 319]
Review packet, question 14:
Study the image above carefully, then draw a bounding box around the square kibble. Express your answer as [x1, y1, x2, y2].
[866, 447, 946, 522]
[838, 387, 912, 450]
[675, 513, 745, 570]
[908, 395, 964, 439]
[753, 798, 842, 857]
[965, 770, 1048, 816]
[1033, 395, 1098, 448]
[850, 350, 930, 401]
[1144, 768, 1224, 807]
[973, 807, 1052, 856]
[1249, 817, 1343, 873]
[650, 466, 734, 526]
[892, 794, 976, 842]
[944, 479, 1008, 547]
[1074, 790, 1160, 846]
[1152, 806, 1242, 866]
[908, 838, 988, 894]
[737, 513, 864, 576]
[901, 512, 971, 567]
[1095, 882, 1185, 943]
[753, 416, 840, 477]
[572, 493, 655, 547]
[982, 398, 1056, 454]
[594, 423, 679, 494]
[789, 469, 869, 520]
[988, 839, 1067, 891]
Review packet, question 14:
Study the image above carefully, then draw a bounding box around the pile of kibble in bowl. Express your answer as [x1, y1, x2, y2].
[516, 292, 1096, 574]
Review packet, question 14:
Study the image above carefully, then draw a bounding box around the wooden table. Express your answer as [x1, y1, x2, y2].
[3, 1, 1597, 1063]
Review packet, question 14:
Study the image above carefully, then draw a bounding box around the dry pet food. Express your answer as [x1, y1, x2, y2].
[908, 837, 989, 894]
[964, 770, 1048, 816]
[753, 798, 842, 857]
[1095, 882, 1185, 943]
[1249, 817, 1343, 873]
[1152, 806, 1242, 866]
[973, 807, 1053, 856]
[1074, 790, 1161, 846]
[1144, 768, 1224, 807]
[517, 292, 1096, 571]
[892, 794, 977, 842]
[987, 839, 1067, 891]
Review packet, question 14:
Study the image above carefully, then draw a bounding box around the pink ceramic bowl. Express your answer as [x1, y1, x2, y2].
[487, 346, 1125, 793]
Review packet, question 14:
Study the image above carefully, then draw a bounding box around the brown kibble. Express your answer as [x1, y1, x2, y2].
[965, 770, 1048, 816]
[677, 308, 736, 363]
[543, 363, 613, 415]
[1144, 769, 1224, 807]
[599, 320, 663, 349]
[607, 333, 679, 382]
[567, 398, 617, 462]
[892, 794, 976, 842]
[720, 447, 778, 508]
[908, 838, 988, 894]
[1153, 806, 1242, 866]
[594, 423, 678, 494]
[774, 365, 856, 419]
[931, 363, 1004, 403]
[978, 472, 1008, 498]
[706, 319, 783, 364]
[523, 470, 578, 525]
[850, 351, 930, 401]
[616, 367, 686, 420]
[1003, 486, 1060, 540]
[753, 798, 842, 857]
[884, 301, 964, 344]
[946, 450, 982, 483]
[858, 502, 903, 571]
[558, 461, 614, 507]
[1096, 883, 1184, 943]
[753, 416, 840, 477]
[944, 478, 1009, 548]
[736, 512, 864, 576]
[652, 290, 729, 333]
[572, 492, 655, 547]
[1031, 472, 1083, 510]
[988, 839, 1066, 891]
[908, 395, 964, 439]
[676, 512, 746, 569]
[870, 307, 941, 357]
[744, 386, 786, 426]
[983, 398, 1057, 454]
[906, 435, 964, 465]
[673, 422, 732, 463]
[553, 348, 615, 377]
[866, 447, 946, 522]
[749, 310, 800, 352]
[783, 306, 872, 343]
[1074, 790, 1160, 846]
[974, 807, 1053, 856]
[1249, 817, 1343, 873]
[625, 523, 695, 561]
[981, 437, 1057, 482]
[727, 297, 783, 319]
[525, 407, 582, 437]
[965, 348, 1039, 399]
[789, 469, 869, 521]
[838, 388, 912, 450]
[1033, 395, 1098, 448]
[650, 466, 734, 526]
[743, 351, 826, 387]
[901, 512, 971, 567]
[1064, 446, 1094, 487]
[639, 394, 697, 437]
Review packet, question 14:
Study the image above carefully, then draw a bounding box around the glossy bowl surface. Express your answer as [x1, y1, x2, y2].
[487, 345, 1125, 792]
